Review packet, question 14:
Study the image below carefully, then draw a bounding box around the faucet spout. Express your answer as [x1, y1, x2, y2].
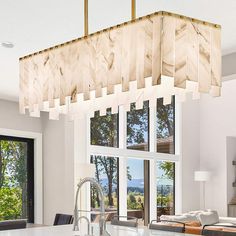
[76, 216, 90, 235]
[73, 177, 108, 236]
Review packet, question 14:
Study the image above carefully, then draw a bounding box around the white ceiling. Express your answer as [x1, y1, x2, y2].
[1, 0, 236, 102]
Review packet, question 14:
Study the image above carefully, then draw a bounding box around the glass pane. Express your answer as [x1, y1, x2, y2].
[0, 140, 28, 221]
[157, 161, 175, 218]
[127, 159, 144, 223]
[90, 109, 118, 147]
[156, 97, 175, 154]
[90, 155, 118, 222]
[127, 101, 149, 151]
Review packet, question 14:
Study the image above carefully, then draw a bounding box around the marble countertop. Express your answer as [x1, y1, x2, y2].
[0, 224, 198, 236]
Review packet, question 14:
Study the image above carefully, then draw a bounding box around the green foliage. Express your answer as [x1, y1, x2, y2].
[129, 193, 136, 203]
[127, 102, 148, 146]
[127, 193, 143, 210]
[157, 194, 173, 207]
[0, 140, 27, 220]
[156, 97, 174, 139]
[90, 110, 118, 147]
[91, 155, 118, 208]
[159, 161, 174, 180]
[0, 188, 22, 221]
[0, 140, 27, 188]
[127, 166, 132, 181]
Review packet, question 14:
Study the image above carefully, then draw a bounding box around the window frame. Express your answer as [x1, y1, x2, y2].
[88, 99, 181, 224]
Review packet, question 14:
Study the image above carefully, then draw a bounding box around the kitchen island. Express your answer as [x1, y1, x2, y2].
[0, 224, 198, 236]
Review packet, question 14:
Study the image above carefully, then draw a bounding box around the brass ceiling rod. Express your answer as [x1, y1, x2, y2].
[84, 0, 88, 36]
[84, 0, 136, 35]
[132, 0, 136, 20]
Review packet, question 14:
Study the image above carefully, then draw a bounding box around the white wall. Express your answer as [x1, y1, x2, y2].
[0, 99, 42, 133]
[42, 113, 74, 225]
[226, 137, 236, 205]
[0, 99, 75, 225]
[222, 53, 236, 77]
[200, 76, 236, 216]
[181, 95, 201, 213]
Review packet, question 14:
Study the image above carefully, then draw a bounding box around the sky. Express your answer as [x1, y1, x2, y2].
[127, 158, 144, 179]
[127, 158, 170, 180]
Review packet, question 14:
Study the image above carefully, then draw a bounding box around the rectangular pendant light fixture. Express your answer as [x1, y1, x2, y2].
[19, 11, 221, 120]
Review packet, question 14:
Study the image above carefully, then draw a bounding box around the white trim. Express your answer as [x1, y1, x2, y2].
[149, 106, 157, 153]
[174, 101, 182, 214]
[118, 105, 127, 216]
[0, 128, 43, 224]
[86, 115, 91, 217]
[149, 159, 157, 221]
[119, 157, 127, 216]
[118, 105, 126, 150]
[149, 106, 157, 221]
[74, 117, 91, 215]
[90, 145, 179, 162]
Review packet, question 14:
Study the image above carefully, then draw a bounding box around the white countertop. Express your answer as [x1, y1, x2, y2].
[0, 224, 198, 236]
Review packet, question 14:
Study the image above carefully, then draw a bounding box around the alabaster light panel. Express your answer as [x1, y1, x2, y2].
[19, 11, 221, 120]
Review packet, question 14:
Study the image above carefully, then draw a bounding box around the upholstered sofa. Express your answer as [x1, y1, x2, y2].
[149, 210, 236, 235]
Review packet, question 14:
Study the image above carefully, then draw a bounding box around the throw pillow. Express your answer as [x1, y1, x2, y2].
[197, 211, 219, 226]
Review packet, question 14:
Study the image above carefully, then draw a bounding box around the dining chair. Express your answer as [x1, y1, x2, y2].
[0, 219, 27, 231]
[53, 214, 73, 225]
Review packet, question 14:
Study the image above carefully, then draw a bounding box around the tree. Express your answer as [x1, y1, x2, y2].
[127, 102, 148, 146]
[0, 141, 7, 188]
[91, 155, 118, 208]
[91, 155, 117, 207]
[159, 162, 174, 180]
[90, 110, 118, 147]
[129, 193, 136, 203]
[0, 140, 28, 220]
[0, 188, 22, 220]
[156, 98, 174, 139]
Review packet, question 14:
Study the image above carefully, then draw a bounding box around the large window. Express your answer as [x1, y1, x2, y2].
[90, 98, 177, 225]
[0, 136, 34, 223]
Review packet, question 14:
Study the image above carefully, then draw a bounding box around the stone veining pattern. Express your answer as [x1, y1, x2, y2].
[19, 12, 221, 119]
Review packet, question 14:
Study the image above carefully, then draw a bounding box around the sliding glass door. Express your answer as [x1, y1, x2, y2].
[0, 136, 34, 223]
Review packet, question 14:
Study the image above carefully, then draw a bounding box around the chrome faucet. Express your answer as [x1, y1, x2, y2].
[73, 177, 110, 236]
